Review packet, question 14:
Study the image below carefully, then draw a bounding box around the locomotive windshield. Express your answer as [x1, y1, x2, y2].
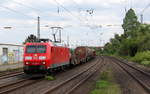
[37, 45, 46, 53]
[26, 45, 46, 53]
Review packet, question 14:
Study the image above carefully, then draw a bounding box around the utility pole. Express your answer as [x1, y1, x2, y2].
[124, 0, 127, 13]
[140, 14, 143, 24]
[37, 16, 40, 40]
[67, 35, 69, 47]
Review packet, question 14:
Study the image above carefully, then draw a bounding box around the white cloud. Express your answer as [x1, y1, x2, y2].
[0, 0, 149, 46]
[71, 0, 126, 5]
[28, 12, 39, 18]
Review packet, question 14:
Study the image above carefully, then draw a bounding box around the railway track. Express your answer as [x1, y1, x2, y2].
[0, 57, 103, 94]
[0, 71, 24, 80]
[0, 76, 42, 94]
[42, 57, 105, 94]
[109, 56, 150, 93]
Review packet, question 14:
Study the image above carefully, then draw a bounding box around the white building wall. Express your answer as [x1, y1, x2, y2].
[0, 44, 24, 65]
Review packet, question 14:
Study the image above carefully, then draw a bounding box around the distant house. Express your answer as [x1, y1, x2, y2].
[0, 43, 24, 65]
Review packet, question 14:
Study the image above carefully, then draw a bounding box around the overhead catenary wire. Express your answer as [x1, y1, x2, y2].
[2, 0, 67, 23]
[10, 0, 72, 27]
[53, 0, 84, 22]
[53, 0, 92, 28]
[12, 1, 43, 13]
[72, 0, 81, 8]
[140, 2, 150, 23]
[0, 5, 36, 20]
[0, 1, 63, 30]
[0, 1, 72, 30]
[0, 0, 93, 29]
[4, 0, 91, 27]
[69, 0, 97, 29]
[71, 0, 89, 21]
[54, 0, 97, 29]
[141, 3, 150, 14]
[12, 0, 90, 28]
[2, 0, 43, 13]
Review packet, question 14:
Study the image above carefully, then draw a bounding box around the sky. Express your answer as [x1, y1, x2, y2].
[0, 0, 150, 47]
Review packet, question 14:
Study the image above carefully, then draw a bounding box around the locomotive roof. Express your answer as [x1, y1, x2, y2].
[25, 42, 69, 48]
[25, 42, 54, 46]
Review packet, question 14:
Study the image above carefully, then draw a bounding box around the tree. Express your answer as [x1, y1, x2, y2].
[23, 34, 37, 44]
[119, 38, 138, 56]
[122, 8, 140, 36]
[102, 8, 150, 58]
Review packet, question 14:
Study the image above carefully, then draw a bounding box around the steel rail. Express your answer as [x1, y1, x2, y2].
[42, 57, 103, 94]
[110, 57, 150, 93]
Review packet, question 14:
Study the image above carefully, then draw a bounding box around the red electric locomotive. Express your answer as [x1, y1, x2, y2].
[23, 40, 71, 74]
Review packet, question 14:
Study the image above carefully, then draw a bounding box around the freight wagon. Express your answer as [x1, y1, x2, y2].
[70, 46, 95, 66]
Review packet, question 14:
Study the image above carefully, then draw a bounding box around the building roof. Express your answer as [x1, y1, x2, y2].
[0, 43, 24, 47]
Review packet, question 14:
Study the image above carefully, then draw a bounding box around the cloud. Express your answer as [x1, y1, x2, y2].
[0, 0, 149, 46]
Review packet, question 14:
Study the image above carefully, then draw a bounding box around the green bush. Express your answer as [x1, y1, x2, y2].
[141, 61, 150, 67]
[131, 51, 150, 67]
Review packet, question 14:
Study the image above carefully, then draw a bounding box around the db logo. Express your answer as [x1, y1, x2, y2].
[33, 54, 38, 59]
[33, 56, 38, 60]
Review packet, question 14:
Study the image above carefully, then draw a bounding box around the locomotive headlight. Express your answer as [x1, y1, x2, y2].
[25, 56, 32, 60]
[42, 62, 46, 64]
[39, 56, 46, 60]
[26, 62, 29, 64]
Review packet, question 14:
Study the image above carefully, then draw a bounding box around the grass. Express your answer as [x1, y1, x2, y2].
[90, 84, 121, 94]
[45, 75, 55, 80]
[90, 70, 121, 94]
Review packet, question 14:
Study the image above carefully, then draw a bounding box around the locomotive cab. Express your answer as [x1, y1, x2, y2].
[23, 42, 52, 74]
[23, 40, 71, 75]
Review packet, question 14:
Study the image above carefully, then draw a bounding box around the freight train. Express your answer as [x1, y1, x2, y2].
[23, 39, 95, 75]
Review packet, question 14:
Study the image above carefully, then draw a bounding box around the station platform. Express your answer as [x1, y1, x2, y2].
[0, 62, 23, 72]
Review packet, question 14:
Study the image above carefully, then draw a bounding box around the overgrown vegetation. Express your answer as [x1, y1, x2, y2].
[90, 70, 121, 94]
[102, 8, 150, 67]
[45, 75, 55, 80]
[130, 51, 150, 67]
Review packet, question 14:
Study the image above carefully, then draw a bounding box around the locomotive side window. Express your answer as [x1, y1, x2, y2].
[26, 45, 36, 53]
[37, 45, 46, 53]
